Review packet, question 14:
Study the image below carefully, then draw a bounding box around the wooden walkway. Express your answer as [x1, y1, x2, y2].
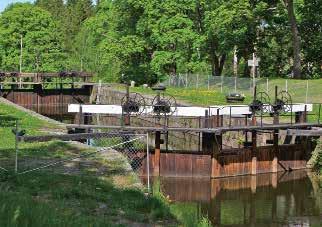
[17, 122, 322, 143]
[65, 122, 322, 134]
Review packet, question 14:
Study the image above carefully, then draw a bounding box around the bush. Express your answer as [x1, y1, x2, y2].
[316, 140, 322, 173]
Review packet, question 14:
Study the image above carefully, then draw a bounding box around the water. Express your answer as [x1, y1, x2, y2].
[157, 170, 321, 226]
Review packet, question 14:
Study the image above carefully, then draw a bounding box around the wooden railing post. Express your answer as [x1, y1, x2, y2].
[154, 131, 161, 176]
[211, 109, 222, 178]
[251, 116, 257, 175]
[272, 115, 279, 173]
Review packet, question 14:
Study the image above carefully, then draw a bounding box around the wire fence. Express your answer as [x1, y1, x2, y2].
[162, 74, 320, 103]
[0, 120, 150, 190]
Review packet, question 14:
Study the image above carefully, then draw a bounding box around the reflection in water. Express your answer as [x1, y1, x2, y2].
[157, 170, 321, 226]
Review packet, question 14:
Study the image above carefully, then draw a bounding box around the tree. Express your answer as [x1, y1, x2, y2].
[68, 0, 321, 82]
[203, 0, 253, 77]
[0, 3, 66, 72]
[137, 0, 198, 77]
[35, 0, 65, 21]
[301, 0, 322, 78]
[282, 0, 302, 78]
[64, 0, 94, 49]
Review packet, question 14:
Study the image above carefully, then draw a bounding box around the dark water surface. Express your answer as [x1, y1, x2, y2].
[157, 170, 321, 226]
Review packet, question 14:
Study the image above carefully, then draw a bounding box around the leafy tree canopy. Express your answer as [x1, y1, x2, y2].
[0, 3, 66, 72]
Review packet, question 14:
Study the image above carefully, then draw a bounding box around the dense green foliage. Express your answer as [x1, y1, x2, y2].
[0, 3, 66, 72]
[314, 139, 322, 173]
[0, 0, 321, 82]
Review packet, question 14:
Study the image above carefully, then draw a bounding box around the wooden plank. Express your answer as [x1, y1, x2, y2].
[65, 123, 322, 134]
[287, 129, 322, 136]
[19, 132, 138, 143]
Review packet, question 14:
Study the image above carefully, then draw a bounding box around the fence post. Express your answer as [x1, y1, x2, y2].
[146, 133, 150, 192]
[185, 73, 188, 88]
[221, 76, 223, 93]
[196, 74, 199, 89]
[266, 78, 269, 93]
[318, 104, 321, 124]
[207, 74, 210, 90]
[15, 120, 19, 173]
[249, 79, 252, 93]
[305, 80, 309, 103]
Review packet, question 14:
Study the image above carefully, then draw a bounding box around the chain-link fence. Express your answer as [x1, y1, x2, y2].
[0, 121, 150, 190]
[163, 74, 320, 103]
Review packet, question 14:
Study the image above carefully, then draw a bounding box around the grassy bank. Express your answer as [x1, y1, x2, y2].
[119, 78, 322, 123]
[0, 101, 175, 226]
[125, 78, 322, 106]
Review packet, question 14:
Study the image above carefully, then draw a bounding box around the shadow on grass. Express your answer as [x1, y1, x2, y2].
[0, 172, 174, 226]
[0, 114, 18, 127]
[1, 141, 133, 177]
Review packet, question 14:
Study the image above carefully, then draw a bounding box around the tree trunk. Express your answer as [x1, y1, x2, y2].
[213, 54, 226, 77]
[285, 0, 302, 78]
[209, 37, 226, 77]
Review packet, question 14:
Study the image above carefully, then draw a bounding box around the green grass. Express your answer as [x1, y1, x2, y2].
[0, 173, 174, 227]
[125, 78, 322, 106]
[129, 86, 252, 105]
[0, 101, 175, 226]
[256, 78, 322, 104]
[120, 78, 322, 123]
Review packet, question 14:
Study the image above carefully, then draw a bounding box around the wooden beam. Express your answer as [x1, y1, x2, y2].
[272, 115, 279, 173]
[154, 131, 161, 176]
[287, 129, 322, 136]
[65, 123, 322, 134]
[251, 115, 257, 175]
[18, 132, 137, 143]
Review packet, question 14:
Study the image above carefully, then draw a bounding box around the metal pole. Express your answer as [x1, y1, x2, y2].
[305, 80, 308, 103]
[146, 133, 150, 192]
[290, 104, 293, 125]
[229, 106, 232, 127]
[318, 104, 321, 124]
[234, 77, 237, 93]
[185, 73, 188, 88]
[266, 78, 269, 93]
[285, 79, 288, 92]
[19, 35, 23, 88]
[15, 120, 19, 173]
[198, 116, 201, 152]
[207, 74, 210, 90]
[252, 53, 256, 96]
[196, 74, 199, 89]
[19, 35, 23, 73]
[221, 76, 223, 93]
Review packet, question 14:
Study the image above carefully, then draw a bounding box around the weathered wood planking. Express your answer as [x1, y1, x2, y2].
[1, 88, 91, 116]
[287, 128, 322, 136]
[138, 144, 309, 178]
